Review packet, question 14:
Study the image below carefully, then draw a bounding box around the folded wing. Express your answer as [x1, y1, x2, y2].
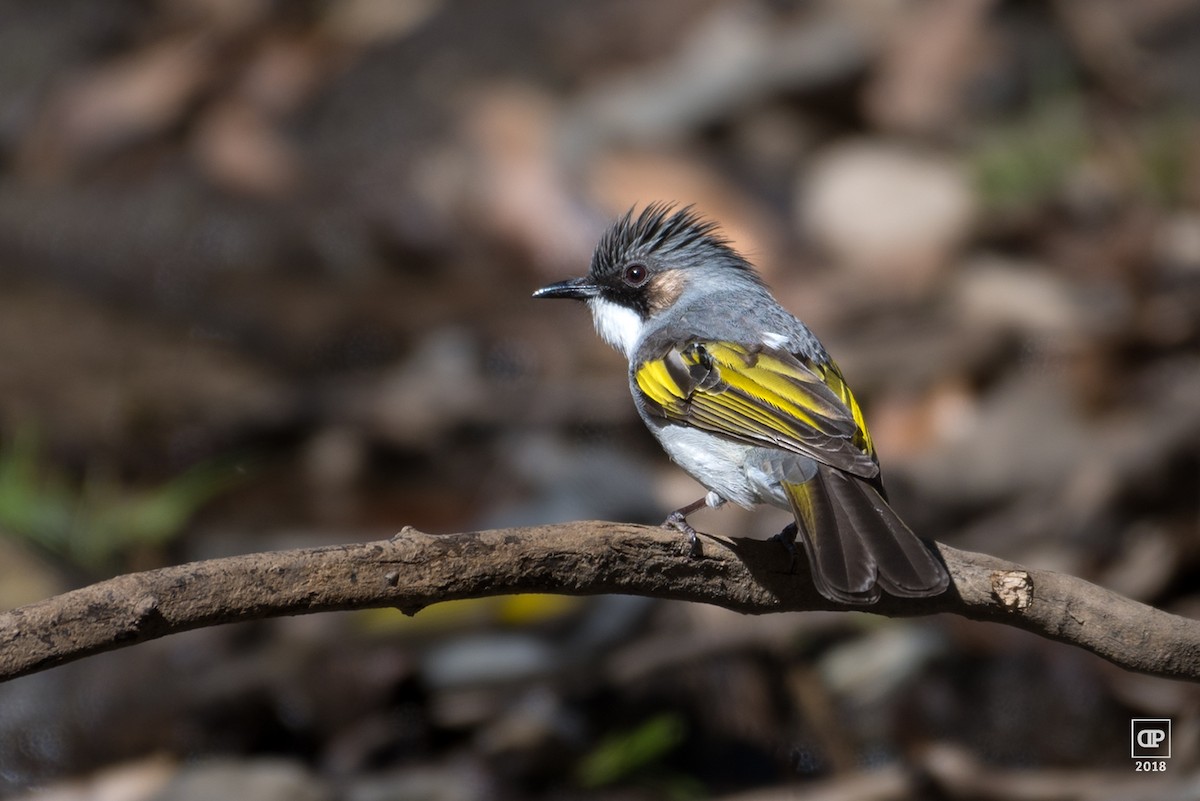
[635, 339, 948, 603]
[634, 341, 879, 480]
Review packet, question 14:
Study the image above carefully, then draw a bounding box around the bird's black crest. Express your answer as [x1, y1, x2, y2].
[591, 203, 761, 282]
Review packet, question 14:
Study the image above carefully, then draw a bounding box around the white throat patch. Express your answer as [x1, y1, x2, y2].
[587, 296, 643, 360]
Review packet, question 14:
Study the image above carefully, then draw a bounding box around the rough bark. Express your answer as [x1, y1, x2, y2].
[1, 523, 1197, 683]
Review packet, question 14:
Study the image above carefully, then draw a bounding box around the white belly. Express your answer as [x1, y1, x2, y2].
[649, 424, 763, 508]
[645, 418, 818, 514]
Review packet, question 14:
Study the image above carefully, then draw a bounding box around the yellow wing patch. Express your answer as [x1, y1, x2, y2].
[814, 360, 875, 458]
[635, 340, 878, 477]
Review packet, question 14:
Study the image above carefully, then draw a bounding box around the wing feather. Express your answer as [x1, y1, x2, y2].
[635, 340, 879, 479]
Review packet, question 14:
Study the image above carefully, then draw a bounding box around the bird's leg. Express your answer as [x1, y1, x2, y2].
[663, 492, 724, 558]
[771, 522, 799, 571]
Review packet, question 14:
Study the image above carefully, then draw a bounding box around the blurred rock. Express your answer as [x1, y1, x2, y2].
[0, 539, 66, 610]
[475, 687, 582, 759]
[150, 758, 330, 801]
[346, 760, 494, 801]
[301, 426, 369, 523]
[818, 625, 949, 708]
[1153, 211, 1200, 274]
[10, 755, 177, 801]
[421, 634, 561, 692]
[798, 140, 976, 291]
[952, 254, 1089, 339]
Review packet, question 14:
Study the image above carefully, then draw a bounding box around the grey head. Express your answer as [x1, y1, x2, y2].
[533, 204, 771, 358]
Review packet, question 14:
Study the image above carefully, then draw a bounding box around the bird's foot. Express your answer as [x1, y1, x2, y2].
[663, 510, 703, 558]
[770, 523, 799, 571]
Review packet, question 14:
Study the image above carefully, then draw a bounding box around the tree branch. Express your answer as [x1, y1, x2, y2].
[2, 523, 1198, 683]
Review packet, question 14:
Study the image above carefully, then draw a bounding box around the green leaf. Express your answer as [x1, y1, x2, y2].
[575, 713, 687, 789]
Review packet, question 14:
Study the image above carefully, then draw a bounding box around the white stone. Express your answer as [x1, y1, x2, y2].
[798, 140, 975, 285]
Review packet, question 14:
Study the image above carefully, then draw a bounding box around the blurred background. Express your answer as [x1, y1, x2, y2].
[1, 0, 1199, 798]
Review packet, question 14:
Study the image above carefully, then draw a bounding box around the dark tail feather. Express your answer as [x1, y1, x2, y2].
[784, 465, 948, 605]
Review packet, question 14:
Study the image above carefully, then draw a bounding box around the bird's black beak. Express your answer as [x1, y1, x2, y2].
[532, 277, 601, 301]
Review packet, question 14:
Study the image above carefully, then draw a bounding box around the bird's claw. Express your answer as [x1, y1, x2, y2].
[663, 511, 703, 558]
[771, 523, 799, 572]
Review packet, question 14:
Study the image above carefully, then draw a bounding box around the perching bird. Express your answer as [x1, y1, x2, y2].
[533, 204, 948, 605]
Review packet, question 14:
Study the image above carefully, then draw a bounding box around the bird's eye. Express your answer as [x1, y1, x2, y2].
[622, 263, 648, 286]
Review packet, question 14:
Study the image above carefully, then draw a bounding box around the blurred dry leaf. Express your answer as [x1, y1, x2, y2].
[863, 0, 995, 135]
[563, 3, 871, 151]
[1054, 0, 1158, 105]
[160, 0, 274, 33]
[463, 84, 595, 270]
[238, 35, 331, 116]
[322, 0, 442, 47]
[1098, 522, 1179, 601]
[20, 37, 214, 180]
[192, 100, 299, 196]
[868, 378, 978, 461]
